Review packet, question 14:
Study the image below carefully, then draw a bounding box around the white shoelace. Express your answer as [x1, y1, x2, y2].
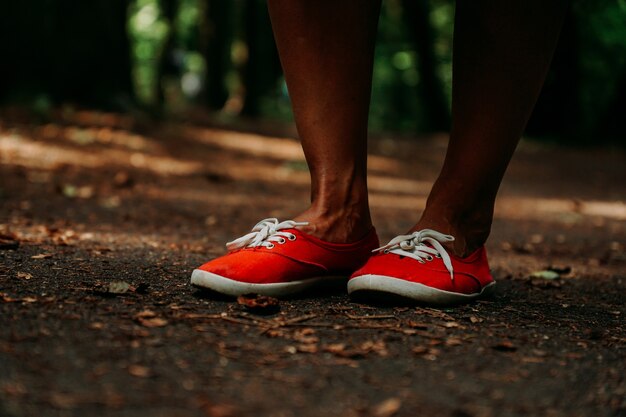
[374, 229, 456, 281]
[226, 218, 308, 251]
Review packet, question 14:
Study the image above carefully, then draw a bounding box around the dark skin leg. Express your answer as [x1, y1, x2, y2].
[267, 0, 568, 252]
[267, 0, 381, 243]
[413, 0, 569, 256]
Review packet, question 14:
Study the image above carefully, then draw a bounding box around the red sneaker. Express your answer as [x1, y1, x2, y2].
[191, 218, 379, 297]
[348, 229, 495, 305]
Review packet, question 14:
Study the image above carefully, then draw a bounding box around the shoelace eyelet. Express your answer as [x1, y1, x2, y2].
[266, 243, 275, 249]
[288, 234, 296, 241]
[278, 238, 286, 244]
[426, 255, 434, 261]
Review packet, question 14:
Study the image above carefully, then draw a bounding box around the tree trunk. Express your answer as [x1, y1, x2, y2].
[241, 0, 282, 117]
[203, 0, 232, 110]
[401, 0, 450, 132]
[157, 0, 179, 107]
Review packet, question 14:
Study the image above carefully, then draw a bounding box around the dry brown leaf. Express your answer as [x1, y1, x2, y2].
[236, 293, 280, 314]
[31, 253, 53, 259]
[469, 316, 483, 323]
[412, 346, 441, 360]
[134, 310, 167, 327]
[16, 272, 33, 280]
[138, 317, 168, 328]
[135, 309, 157, 319]
[445, 337, 463, 346]
[297, 344, 319, 353]
[294, 328, 318, 344]
[373, 397, 402, 417]
[0, 293, 18, 303]
[406, 320, 429, 329]
[324, 343, 347, 354]
[128, 365, 151, 378]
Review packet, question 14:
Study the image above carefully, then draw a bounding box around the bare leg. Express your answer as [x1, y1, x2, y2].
[414, 0, 569, 256]
[267, 0, 381, 243]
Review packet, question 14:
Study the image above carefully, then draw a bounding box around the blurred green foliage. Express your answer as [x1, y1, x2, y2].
[1, 0, 625, 143]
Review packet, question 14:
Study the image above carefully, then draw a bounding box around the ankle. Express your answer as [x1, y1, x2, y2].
[413, 204, 492, 257]
[294, 174, 372, 243]
[295, 201, 372, 244]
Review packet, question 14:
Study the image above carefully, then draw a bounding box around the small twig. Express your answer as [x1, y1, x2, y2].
[220, 315, 258, 326]
[258, 313, 319, 335]
[281, 313, 319, 326]
[344, 323, 401, 330]
[344, 314, 397, 320]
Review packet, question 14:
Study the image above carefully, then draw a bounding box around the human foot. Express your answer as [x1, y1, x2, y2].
[348, 229, 495, 305]
[191, 218, 379, 297]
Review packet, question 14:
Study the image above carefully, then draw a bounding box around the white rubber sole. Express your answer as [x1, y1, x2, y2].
[348, 274, 496, 305]
[190, 269, 346, 298]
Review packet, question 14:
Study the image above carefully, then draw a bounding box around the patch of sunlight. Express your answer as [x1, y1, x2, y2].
[182, 126, 405, 173]
[0, 133, 203, 176]
[496, 197, 626, 221]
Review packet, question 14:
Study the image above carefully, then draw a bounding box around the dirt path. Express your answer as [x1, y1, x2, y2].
[1, 112, 625, 417]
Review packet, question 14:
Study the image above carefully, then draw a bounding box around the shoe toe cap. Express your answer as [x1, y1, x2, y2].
[198, 250, 325, 284]
[351, 253, 486, 294]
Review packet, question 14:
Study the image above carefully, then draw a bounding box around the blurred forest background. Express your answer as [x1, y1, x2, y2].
[0, 0, 625, 144]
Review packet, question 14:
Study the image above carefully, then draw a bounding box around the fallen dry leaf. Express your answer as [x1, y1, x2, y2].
[372, 397, 402, 417]
[237, 293, 280, 315]
[107, 281, 131, 294]
[138, 317, 168, 328]
[294, 328, 319, 344]
[0, 293, 18, 303]
[128, 365, 151, 378]
[445, 337, 463, 346]
[296, 344, 318, 353]
[31, 253, 53, 259]
[134, 310, 168, 327]
[412, 346, 441, 361]
[16, 272, 33, 280]
[135, 309, 157, 319]
[406, 320, 429, 329]
[324, 343, 347, 354]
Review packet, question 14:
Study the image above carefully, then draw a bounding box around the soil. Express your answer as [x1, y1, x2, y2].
[0, 110, 625, 417]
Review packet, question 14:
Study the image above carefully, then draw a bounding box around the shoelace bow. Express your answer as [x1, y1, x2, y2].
[374, 229, 456, 281]
[226, 218, 308, 251]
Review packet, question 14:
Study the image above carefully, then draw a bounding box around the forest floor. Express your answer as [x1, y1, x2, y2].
[0, 109, 625, 417]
